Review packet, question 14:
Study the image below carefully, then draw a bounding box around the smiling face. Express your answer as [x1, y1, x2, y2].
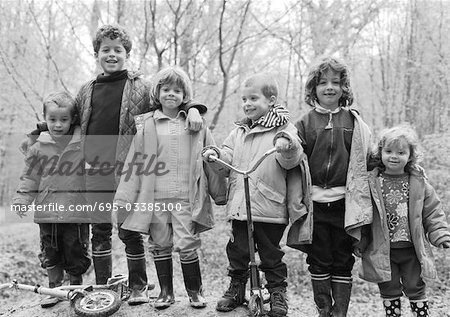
[95, 37, 129, 76]
[241, 82, 275, 122]
[316, 69, 343, 110]
[44, 103, 74, 139]
[159, 83, 184, 117]
[381, 138, 411, 175]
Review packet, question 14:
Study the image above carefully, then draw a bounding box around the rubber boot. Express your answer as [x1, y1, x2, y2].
[383, 298, 401, 317]
[311, 276, 332, 317]
[69, 274, 83, 285]
[154, 257, 175, 309]
[410, 300, 428, 317]
[268, 286, 288, 317]
[181, 259, 206, 308]
[331, 279, 352, 317]
[127, 257, 149, 305]
[92, 252, 112, 285]
[216, 278, 247, 312]
[41, 265, 64, 308]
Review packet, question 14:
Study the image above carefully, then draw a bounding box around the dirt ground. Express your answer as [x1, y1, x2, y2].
[1, 218, 449, 317]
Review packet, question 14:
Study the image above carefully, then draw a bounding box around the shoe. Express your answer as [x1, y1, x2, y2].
[40, 265, 64, 308]
[216, 279, 246, 312]
[128, 285, 149, 305]
[154, 257, 175, 309]
[181, 259, 206, 308]
[268, 288, 288, 316]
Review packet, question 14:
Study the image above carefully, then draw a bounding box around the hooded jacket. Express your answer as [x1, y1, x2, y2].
[207, 116, 308, 225]
[113, 111, 227, 234]
[359, 167, 450, 283]
[287, 108, 372, 251]
[13, 127, 89, 223]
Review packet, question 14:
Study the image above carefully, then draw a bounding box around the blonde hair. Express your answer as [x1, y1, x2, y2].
[371, 124, 423, 173]
[42, 91, 79, 124]
[150, 66, 193, 109]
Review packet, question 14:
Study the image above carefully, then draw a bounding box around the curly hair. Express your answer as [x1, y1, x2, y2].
[304, 56, 354, 108]
[150, 66, 193, 109]
[371, 124, 424, 173]
[92, 24, 132, 54]
[42, 91, 79, 125]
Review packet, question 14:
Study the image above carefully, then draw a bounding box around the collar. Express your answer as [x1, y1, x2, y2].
[37, 126, 81, 145]
[313, 101, 342, 114]
[235, 104, 290, 129]
[153, 108, 187, 121]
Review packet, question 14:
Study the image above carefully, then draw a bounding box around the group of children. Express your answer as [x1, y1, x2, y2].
[12, 24, 450, 317]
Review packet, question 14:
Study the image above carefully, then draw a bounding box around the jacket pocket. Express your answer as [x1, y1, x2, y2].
[256, 178, 285, 204]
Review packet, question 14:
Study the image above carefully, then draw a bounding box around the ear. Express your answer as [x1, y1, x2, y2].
[126, 52, 130, 59]
[269, 95, 277, 106]
[94, 52, 98, 59]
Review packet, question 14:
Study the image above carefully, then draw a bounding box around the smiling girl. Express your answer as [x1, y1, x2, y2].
[113, 66, 227, 310]
[291, 56, 372, 316]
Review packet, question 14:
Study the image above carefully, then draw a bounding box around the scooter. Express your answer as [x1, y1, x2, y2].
[208, 147, 277, 317]
[0, 274, 148, 316]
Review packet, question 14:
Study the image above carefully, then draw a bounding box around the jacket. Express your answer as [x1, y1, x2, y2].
[13, 127, 89, 223]
[287, 108, 372, 251]
[113, 112, 227, 234]
[208, 119, 308, 225]
[75, 71, 152, 185]
[359, 167, 450, 283]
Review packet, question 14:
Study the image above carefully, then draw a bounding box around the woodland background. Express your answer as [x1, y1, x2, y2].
[0, 0, 449, 316]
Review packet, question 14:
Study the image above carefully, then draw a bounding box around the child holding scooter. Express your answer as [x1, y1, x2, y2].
[202, 73, 309, 317]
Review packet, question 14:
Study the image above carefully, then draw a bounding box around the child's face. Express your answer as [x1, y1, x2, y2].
[381, 139, 411, 175]
[44, 104, 73, 139]
[159, 83, 184, 117]
[95, 37, 129, 76]
[316, 69, 342, 110]
[241, 83, 275, 122]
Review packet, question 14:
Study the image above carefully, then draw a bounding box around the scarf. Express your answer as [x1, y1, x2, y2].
[251, 104, 290, 128]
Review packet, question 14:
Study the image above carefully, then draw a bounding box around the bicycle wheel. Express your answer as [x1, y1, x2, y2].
[73, 289, 121, 317]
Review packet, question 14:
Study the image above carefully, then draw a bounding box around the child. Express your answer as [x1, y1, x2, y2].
[13, 91, 90, 308]
[291, 56, 372, 317]
[22, 24, 207, 303]
[113, 66, 227, 309]
[356, 125, 450, 317]
[203, 73, 309, 317]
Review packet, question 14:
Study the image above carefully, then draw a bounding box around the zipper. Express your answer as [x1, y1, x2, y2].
[324, 116, 334, 188]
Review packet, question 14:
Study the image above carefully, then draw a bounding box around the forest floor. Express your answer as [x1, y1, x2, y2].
[0, 208, 449, 317]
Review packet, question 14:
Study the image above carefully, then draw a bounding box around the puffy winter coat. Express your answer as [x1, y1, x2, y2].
[359, 167, 450, 283]
[13, 127, 89, 223]
[75, 71, 152, 185]
[208, 119, 308, 225]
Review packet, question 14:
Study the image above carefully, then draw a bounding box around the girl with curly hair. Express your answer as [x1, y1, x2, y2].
[356, 124, 450, 317]
[291, 56, 372, 316]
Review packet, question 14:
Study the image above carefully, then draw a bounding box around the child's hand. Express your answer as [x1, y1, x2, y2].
[275, 137, 291, 153]
[12, 203, 27, 218]
[439, 241, 450, 248]
[202, 149, 218, 162]
[185, 108, 203, 131]
[353, 247, 363, 258]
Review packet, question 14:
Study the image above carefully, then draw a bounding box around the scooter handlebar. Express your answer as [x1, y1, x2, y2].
[208, 147, 277, 175]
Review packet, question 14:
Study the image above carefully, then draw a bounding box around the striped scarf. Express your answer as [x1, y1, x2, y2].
[251, 104, 290, 128]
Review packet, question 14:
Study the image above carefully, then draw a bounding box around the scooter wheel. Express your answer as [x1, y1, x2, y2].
[73, 289, 121, 317]
[248, 293, 264, 317]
